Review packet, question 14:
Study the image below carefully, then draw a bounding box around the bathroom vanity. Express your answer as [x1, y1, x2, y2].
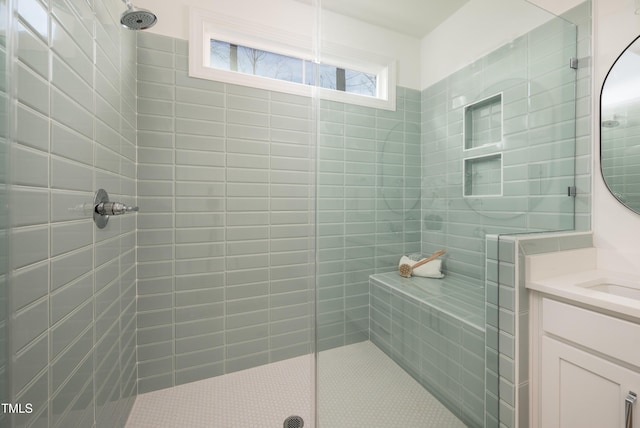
[527, 248, 640, 428]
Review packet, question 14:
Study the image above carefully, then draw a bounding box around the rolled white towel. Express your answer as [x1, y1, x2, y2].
[398, 256, 445, 278]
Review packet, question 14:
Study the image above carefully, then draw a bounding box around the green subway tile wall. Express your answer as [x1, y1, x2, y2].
[487, 230, 593, 428]
[136, 33, 315, 392]
[7, 0, 137, 426]
[0, 0, 8, 424]
[316, 90, 422, 351]
[136, 33, 424, 389]
[421, 13, 581, 289]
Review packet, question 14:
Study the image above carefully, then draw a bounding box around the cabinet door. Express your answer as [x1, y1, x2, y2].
[541, 336, 640, 428]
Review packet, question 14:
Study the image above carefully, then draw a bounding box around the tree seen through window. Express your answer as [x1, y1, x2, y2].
[210, 39, 377, 97]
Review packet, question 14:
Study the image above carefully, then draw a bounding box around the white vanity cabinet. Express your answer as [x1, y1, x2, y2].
[531, 295, 640, 428]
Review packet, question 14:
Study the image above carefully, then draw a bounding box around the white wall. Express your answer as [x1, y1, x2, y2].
[320, 10, 421, 90]
[420, 0, 561, 89]
[531, 0, 587, 16]
[592, 0, 640, 272]
[135, 0, 313, 41]
[135, 0, 422, 89]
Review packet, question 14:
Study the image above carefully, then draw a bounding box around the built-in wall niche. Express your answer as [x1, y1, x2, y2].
[463, 154, 503, 197]
[464, 93, 503, 150]
[462, 93, 503, 197]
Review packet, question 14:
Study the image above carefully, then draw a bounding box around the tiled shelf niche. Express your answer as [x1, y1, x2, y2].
[464, 93, 503, 150]
[464, 154, 503, 197]
[463, 93, 504, 197]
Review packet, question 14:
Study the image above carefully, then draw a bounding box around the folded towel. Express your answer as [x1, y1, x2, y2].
[398, 256, 445, 278]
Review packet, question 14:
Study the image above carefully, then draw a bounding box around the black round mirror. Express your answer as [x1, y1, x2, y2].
[601, 34, 640, 214]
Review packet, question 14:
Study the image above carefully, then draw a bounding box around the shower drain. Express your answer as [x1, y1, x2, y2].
[283, 415, 304, 428]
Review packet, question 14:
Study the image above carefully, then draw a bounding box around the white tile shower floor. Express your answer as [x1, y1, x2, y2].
[125, 341, 466, 428]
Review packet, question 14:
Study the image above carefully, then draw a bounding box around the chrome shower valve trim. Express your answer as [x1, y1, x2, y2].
[95, 201, 139, 216]
[93, 189, 139, 229]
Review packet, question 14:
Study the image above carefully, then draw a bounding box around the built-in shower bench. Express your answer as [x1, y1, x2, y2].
[369, 272, 485, 329]
[368, 272, 485, 428]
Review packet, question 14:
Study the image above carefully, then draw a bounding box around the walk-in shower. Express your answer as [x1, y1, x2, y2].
[0, 0, 591, 427]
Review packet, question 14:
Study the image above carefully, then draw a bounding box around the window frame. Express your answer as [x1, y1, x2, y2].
[188, 7, 397, 111]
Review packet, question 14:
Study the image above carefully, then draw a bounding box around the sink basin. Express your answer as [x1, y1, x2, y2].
[524, 247, 640, 319]
[577, 277, 640, 301]
[585, 284, 640, 300]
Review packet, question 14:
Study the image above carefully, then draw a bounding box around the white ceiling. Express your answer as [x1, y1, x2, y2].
[308, 0, 470, 38]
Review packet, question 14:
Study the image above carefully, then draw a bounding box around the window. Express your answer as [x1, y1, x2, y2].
[208, 39, 378, 98]
[315, 64, 377, 97]
[210, 40, 304, 83]
[189, 8, 396, 110]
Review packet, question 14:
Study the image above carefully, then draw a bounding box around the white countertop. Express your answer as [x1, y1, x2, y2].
[527, 268, 640, 321]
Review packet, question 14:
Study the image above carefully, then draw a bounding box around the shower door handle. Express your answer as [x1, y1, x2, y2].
[626, 391, 637, 428]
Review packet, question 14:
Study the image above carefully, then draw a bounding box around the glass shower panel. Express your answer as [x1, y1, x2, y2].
[133, 2, 318, 426]
[316, 1, 579, 427]
[0, 0, 8, 424]
[489, 3, 589, 426]
[422, 21, 578, 286]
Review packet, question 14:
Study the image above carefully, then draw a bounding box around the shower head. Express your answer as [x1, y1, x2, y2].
[602, 119, 620, 128]
[120, 0, 157, 30]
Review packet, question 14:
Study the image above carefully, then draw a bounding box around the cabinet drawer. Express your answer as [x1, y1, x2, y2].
[542, 298, 640, 367]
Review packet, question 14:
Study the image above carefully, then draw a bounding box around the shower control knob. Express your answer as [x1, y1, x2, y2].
[93, 189, 139, 229]
[95, 201, 139, 216]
